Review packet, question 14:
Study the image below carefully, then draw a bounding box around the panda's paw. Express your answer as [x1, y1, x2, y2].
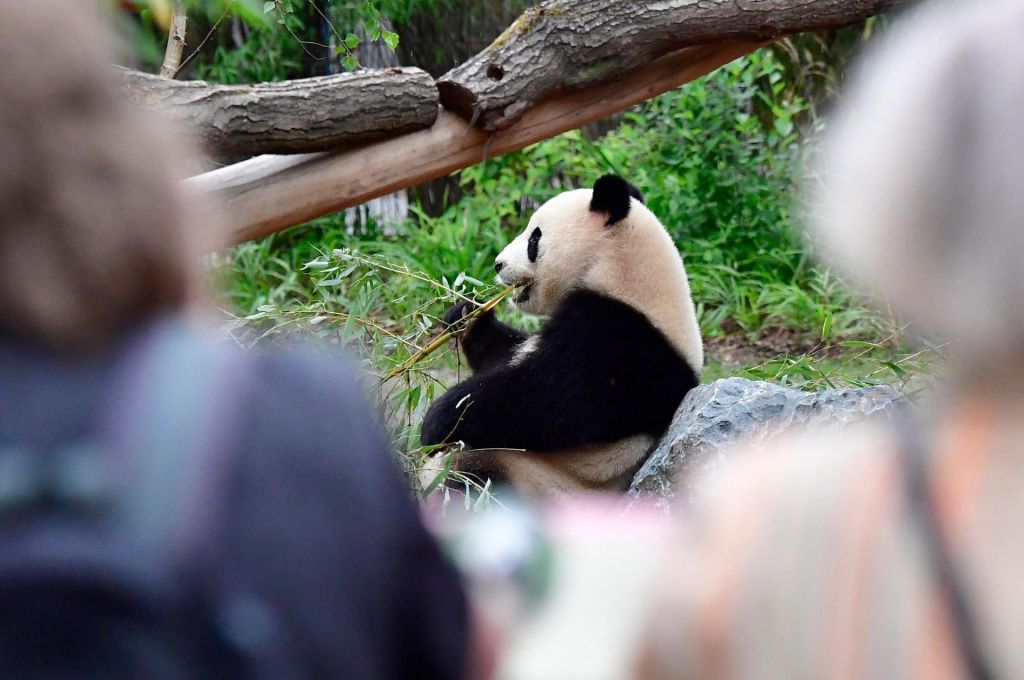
[443, 301, 489, 329]
[421, 394, 460, 446]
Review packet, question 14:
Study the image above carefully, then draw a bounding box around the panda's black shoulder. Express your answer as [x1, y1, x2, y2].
[548, 286, 651, 329]
[538, 289, 697, 379]
[545, 290, 650, 335]
[536, 289, 698, 434]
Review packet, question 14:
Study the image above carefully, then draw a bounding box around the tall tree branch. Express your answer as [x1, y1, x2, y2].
[438, 0, 916, 131]
[159, 1, 188, 78]
[190, 42, 761, 243]
[121, 67, 438, 156]
[181, 0, 916, 243]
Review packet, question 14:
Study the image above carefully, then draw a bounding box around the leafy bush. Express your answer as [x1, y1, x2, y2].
[418, 50, 890, 341]
[220, 47, 898, 345]
[215, 48, 923, 463]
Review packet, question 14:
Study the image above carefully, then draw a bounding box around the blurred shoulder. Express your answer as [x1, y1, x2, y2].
[637, 422, 903, 678]
[691, 420, 899, 524]
[245, 338, 376, 414]
[155, 318, 375, 418]
[171, 318, 402, 488]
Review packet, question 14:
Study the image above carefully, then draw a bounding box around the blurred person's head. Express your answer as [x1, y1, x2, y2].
[811, 0, 1024, 392]
[0, 0, 212, 353]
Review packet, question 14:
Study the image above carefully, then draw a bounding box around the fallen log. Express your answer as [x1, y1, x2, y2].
[190, 41, 761, 245]
[438, 0, 916, 131]
[121, 66, 438, 156]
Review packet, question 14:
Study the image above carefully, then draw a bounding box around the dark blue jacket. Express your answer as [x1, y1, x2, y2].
[0, 319, 467, 679]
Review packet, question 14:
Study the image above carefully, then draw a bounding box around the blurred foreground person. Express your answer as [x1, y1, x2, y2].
[636, 2, 1024, 679]
[0, 2, 466, 678]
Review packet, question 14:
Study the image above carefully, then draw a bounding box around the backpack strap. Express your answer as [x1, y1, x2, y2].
[0, 320, 245, 562]
[898, 422, 996, 680]
[0, 319, 254, 677]
[101, 319, 244, 566]
[108, 321, 300, 678]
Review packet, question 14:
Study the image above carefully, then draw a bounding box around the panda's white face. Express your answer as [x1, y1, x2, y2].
[493, 176, 704, 373]
[494, 189, 604, 316]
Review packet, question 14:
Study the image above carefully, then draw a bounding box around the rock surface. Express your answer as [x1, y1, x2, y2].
[628, 377, 906, 505]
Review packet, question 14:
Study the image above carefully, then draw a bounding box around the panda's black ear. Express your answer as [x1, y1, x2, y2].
[591, 174, 640, 225]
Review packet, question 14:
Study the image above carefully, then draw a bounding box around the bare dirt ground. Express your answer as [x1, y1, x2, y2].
[704, 327, 838, 370]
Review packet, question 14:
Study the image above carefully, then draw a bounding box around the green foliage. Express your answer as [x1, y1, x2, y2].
[369, 0, 452, 24]
[118, 0, 267, 26]
[196, 4, 306, 82]
[441, 51, 893, 344]
[111, 0, 267, 66]
[215, 48, 931, 472]
[116, 0, 405, 81]
[767, 19, 886, 123]
[307, 1, 400, 72]
[715, 337, 944, 395]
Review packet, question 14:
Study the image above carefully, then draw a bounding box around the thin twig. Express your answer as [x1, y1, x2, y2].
[310, 0, 343, 42]
[340, 251, 479, 305]
[175, 2, 233, 79]
[278, 10, 329, 60]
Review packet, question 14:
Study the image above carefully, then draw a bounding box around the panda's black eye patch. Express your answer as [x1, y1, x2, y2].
[527, 227, 541, 263]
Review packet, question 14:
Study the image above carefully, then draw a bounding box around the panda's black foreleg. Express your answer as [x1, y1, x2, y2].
[423, 290, 700, 453]
[420, 347, 615, 453]
[443, 301, 528, 374]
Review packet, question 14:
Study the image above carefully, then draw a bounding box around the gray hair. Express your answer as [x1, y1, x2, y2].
[810, 0, 1024, 376]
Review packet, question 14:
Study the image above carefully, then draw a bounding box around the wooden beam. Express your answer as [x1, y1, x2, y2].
[192, 41, 762, 245]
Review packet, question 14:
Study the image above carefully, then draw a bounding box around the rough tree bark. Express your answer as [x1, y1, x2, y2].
[438, 0, 916, 131]
[190, 42, 761, 244]
[121, 66, 438, 156]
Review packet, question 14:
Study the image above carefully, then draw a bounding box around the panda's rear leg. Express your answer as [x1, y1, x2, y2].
[451, 450, 512, 489]
[420, 448, 590, 501]
[418, 448, 511, 498]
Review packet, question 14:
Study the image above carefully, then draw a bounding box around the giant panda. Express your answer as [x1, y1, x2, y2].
[420, 174, 703, 496]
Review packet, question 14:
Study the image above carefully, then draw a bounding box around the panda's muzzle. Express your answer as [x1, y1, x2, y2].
[515, 283, 533, 304]
[498, 273, 533, 304]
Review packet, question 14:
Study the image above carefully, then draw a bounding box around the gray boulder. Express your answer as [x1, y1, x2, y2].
[628, 377, 906, 505]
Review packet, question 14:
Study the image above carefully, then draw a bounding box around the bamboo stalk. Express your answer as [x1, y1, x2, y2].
[381, 285, 517, 382]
